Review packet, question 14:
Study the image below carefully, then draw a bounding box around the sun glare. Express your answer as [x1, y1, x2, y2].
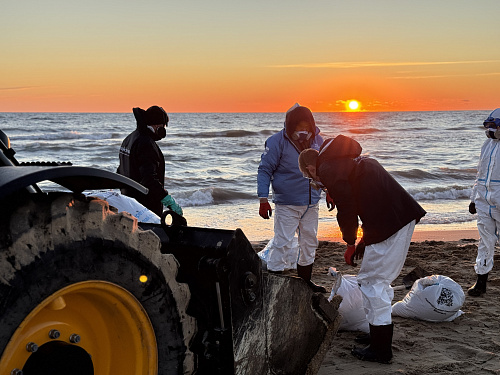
[346, 100, 360, 111]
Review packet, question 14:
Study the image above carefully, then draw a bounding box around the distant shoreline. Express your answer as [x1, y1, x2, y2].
[316, 228, 479, 243]
[251, 228, 480, 248]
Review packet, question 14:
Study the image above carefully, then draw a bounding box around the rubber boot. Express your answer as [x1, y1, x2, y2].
[354, 332, 371, 345]
[467, 273, 488, 296]
[351, 323, 393, 364]
[297, 264, 327, 293]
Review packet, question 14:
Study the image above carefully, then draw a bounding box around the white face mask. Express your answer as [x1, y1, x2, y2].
[483, 117, 500, 139]
[486, 129, 500, 139]
[292, 130, 312, 141]
[147, 125, 167, 140]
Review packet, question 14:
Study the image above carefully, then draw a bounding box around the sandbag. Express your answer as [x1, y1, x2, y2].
[329, 273, 369, 333]
[392, 275, 464, 322]
[87, 190, 161, 224]
[257, 236, 299, 271]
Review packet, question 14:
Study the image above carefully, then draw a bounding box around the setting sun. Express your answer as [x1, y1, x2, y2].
[346, 100, 361, 111]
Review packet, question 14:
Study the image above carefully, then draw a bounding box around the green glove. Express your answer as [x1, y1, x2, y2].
[161, 195, 183, 216]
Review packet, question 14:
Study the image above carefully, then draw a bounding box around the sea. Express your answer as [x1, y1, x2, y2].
[0, 110, 488, 242]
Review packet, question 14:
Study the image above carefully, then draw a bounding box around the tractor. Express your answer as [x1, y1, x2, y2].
[0, 130, 340, 374]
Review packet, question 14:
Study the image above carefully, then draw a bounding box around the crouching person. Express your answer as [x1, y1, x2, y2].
[298, 135, 426, 364]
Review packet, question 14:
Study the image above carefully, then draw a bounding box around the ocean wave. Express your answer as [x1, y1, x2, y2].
[175, 187, 254, 207]
[419, 214, 473, 225]
[410, 186, 471, 201]
[400, 118, 424, 122]
[16, 131, 116, 142]
[347, 128, 384, 134]
[391, 168, 476, 181]
[391, 169, 438, 180]
[438, 167, 477, 177]
[392, 126, 429, 132]
[445, 126, 473, 131]
[183, 129, 260, 138]
[28, 116, 60, 121]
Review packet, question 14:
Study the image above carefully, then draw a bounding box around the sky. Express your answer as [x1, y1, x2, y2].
[1, 0, 500, 113]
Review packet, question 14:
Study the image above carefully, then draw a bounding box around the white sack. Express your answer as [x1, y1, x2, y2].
[392, 275, 465, 322]
[257, 236, 299, 271]
[87, 190, 161, 224]
[330, 274, 369, 333]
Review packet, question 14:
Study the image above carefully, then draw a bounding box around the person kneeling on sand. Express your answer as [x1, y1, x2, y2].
[298, 135, 426, 364]
[468, 107, 500, 297]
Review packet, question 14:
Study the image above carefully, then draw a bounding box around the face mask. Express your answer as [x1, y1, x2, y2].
[485, 128, 500, 139]
[147, 125, 167, 141]
[292, 131, 312, 142]
[483, 117, 500, 139]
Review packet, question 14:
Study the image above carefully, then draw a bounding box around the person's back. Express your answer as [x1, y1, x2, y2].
[316, 135, 425, 245]
[356, 157, 424, 242]
[118, 127, 165, 215]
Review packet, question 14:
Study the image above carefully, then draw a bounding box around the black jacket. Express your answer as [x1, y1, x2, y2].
[117, 127, 167, 216]
[317, 135, 426, 245]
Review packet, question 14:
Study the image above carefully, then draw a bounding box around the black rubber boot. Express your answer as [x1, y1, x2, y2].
[352, 323, 393, 364]
[467, 273, 488, 296]
[297, 264, 327, 293]
[354, 332, 371, 345]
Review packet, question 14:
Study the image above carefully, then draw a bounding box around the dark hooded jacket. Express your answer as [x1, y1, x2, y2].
[117, 107, 168, 216]
[317, 135, 426, 245]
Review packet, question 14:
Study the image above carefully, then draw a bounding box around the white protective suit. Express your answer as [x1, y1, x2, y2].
[267, 203, 319, 271]
[470, 136, 500, 275]
[357, 220, 415, 326]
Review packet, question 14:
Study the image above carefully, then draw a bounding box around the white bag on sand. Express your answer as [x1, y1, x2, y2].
[87, 190, 161, 224]
[257, 236, 299, 271]
[329, 274, 369, 333]
[392, 275, 465, 322]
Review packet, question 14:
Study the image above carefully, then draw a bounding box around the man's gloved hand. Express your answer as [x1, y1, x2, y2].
[354, 240, 366, 261]
[344, 244, 357, 267]
[259, 200, 272, 219]
[161, 195, 183, 216]
[326, 192, 335, 211]
[469, 202, 476, 214]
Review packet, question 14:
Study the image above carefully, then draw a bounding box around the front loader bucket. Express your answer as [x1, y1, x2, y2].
[141, 222, 341, 375]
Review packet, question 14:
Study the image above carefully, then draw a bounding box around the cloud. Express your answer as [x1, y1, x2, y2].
[390, 71, 500, 80]
[0, 86, 39, 91]
[269, 60, 500, 69]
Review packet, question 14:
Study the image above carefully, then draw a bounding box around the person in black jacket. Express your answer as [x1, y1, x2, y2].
[298, 135, 426, 364]
[117, 106, 182, 217]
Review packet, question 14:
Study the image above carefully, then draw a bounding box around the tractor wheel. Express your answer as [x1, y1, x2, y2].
[0, 193, 195, 375]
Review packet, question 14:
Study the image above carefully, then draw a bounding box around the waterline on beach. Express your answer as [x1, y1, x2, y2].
[183, 200, 478, 243]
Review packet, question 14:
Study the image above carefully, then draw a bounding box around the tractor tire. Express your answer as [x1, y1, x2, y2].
[0, 193, 195, 375]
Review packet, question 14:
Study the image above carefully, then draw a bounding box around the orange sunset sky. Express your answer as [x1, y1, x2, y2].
[1, 0, 500, 113]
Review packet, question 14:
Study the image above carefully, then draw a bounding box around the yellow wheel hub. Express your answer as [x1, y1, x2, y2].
[0, 281, 157, 374]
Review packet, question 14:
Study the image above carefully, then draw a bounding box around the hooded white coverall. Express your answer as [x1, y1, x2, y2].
[470, 137, 500, 275]
[357, 220, 415, 326]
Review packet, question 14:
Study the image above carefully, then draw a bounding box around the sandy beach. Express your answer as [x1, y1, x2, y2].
[252, 228, 500, 375]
